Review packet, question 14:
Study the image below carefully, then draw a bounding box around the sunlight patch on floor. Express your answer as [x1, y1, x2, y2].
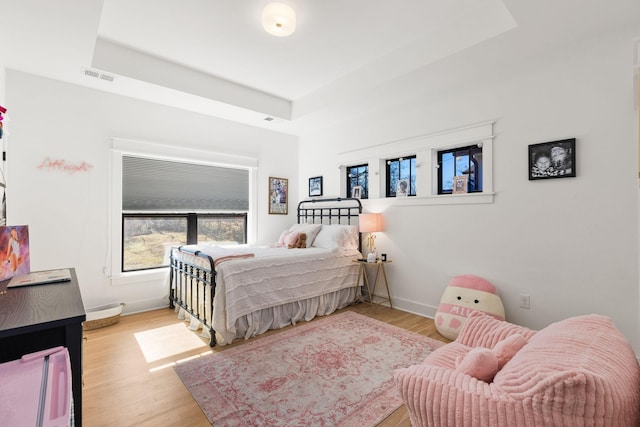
[148, 351, 213, 373]
[134, 323, 207, 363]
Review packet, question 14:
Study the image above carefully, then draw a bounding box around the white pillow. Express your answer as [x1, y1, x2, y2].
[312, 224, 358, 250]
[288, 223, 322, 247]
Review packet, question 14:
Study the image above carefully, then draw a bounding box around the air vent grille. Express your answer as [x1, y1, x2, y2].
[82, 68, 115, 83]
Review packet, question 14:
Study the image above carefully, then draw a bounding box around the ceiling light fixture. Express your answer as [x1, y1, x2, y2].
[262, 3, 296, 37]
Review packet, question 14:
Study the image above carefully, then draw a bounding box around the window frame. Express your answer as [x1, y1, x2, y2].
[385, 155, 417, 197]
[336, 122, 494, 205]
[346, 163, 369, 199]
[437, 144, 483, 195]
[121, 212, 248, 272]
[109, 137, 258, 282]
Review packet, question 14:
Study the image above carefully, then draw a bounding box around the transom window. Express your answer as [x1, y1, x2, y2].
[347, 164, 369, 199]
[437, 144, 483, 194]
[386, 155, 416, 197]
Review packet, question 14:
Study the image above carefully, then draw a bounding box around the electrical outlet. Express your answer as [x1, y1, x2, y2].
[520, 294, 530, 309]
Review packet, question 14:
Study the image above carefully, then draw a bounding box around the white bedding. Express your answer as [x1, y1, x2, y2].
[172, 244, 361, 345]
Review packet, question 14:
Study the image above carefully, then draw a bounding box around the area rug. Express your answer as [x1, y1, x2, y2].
[174, 311, 444, 426]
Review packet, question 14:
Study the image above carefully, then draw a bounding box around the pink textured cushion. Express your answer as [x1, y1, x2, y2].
[492, 334, 527, 369]
[455, 347, 499, 382]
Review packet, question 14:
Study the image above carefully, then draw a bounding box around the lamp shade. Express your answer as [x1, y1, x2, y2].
[262, 3, 296, 37]
[359, 213, 383, 233]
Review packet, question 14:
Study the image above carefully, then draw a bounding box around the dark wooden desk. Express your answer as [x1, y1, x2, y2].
[0, 268, 86, 426]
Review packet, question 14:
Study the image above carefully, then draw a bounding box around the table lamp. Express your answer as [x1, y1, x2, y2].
[359, 213, 383, 257]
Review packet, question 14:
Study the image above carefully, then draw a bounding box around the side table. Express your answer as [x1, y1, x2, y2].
[353, 259, 392, 307]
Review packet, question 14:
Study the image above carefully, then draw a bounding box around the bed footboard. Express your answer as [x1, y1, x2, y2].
[169, 246, 217, 346]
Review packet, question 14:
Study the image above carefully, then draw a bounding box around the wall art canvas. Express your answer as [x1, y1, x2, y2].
[269, 177, 288, 214]
[309, 176, 323, 197]
[529, 138, 576, 180]
[0, 225, 30, 280]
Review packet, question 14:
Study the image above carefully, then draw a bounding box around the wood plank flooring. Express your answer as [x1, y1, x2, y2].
[83, 303, 450, 426]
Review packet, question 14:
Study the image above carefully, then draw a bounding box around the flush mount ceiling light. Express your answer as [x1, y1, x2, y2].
[262, 3, 296, 37]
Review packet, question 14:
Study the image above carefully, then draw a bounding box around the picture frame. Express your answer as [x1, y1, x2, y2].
[308, 176, 323, 197]
[269, 177, 288, 215]
[528, 138, 576, 180]
[351, 185, 362, 199]
[0, 225, 30, 280]
[452, 175, 468, 194]
[396, 179, 409, 197]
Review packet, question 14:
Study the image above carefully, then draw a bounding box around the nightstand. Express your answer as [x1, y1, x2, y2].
[353, 259, 392, 307]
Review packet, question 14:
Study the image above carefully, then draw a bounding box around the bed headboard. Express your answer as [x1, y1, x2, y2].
[297, 197, 362, 226]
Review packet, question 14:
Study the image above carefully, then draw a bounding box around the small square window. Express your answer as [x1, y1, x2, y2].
[386, 156, 416, 197]
[347, 164, 368, 199]
[438, 145, 483, 194]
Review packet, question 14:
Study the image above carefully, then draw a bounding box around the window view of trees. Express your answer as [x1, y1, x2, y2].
[122, 214, 246, 271]
[438, 145, 483, 194]
[347, 164, 369, 199]
[386, 156, 416, 197]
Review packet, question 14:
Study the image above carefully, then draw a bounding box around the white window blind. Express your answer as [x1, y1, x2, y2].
[122, 156, 249, 211]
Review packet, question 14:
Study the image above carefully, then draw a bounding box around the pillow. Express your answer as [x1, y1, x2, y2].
[289, 223, 322, 247]
[276, 229, 292, 247]
[312, 224, 358, 249]
[455, 347, 499, 382]
[492, 334, 527, 369]
[283, 231, 300, 248]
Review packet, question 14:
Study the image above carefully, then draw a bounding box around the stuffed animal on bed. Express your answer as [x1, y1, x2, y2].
[435, 274, 505, 340]
[289, 233, 306, 249]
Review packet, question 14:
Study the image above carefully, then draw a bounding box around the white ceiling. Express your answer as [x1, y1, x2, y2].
[1, 0, 639, 135]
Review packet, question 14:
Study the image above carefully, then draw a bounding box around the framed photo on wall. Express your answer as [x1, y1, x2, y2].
[528, 138, 576, 180]
[269, 177, 288, 214]
[309, 176, 323, 197]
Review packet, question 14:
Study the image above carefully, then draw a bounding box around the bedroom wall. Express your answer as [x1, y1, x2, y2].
[4, 70, 298, 313]
[299, 24, 640, 354]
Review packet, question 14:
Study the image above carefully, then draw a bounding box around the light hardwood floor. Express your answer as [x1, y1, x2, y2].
[83, 303, 450, 426]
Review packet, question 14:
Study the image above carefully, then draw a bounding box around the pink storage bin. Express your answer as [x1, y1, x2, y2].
[0, 346, 72, 427]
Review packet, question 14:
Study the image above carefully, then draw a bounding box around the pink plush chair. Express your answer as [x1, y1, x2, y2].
[395, 311, 640, 426]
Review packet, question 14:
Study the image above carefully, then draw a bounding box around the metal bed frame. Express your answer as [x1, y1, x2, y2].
[169, 197, 362, 346]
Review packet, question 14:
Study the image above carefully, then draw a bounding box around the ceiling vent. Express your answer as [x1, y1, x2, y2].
[82, 68, 115, 83]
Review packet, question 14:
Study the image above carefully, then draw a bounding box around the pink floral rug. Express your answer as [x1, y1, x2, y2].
[174, 311, 443, 426]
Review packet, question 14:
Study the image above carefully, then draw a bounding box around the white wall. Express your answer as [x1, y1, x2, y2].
[300, 25, 640, 353]
[5, 70, 298, 313]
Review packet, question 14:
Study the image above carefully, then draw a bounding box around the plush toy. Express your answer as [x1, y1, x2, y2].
[455, 334, 528, 382]
[435, 274, 505, 340]
[493, 333, 527, 369]
[455, 347, 499, 382]
[286, 232, 307, 249]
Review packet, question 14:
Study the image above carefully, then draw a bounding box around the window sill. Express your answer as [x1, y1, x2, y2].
[109, 268, 169, 287]
[360, 192, 495, 208]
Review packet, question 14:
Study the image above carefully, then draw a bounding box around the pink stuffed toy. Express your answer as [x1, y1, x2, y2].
[493, 333, 527, 369]
[455, 348, 499, 382]
[435, 274, 505, 340]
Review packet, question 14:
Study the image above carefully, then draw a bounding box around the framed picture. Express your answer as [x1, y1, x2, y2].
[452, 175, 468, 194]
[309, 176, 323, 197]
[529, 138, 576, 180]
[0, 225, 30, 280]
[351, 185, 362, 199]
[396, 179, 409, 197]
[269, 177, 288, 215]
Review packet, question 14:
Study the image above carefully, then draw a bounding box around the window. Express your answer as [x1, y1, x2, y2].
[347, 164, 369, 199]
[437, 145, 483, 194]
[386, 155, 416, 197]
[121, 156, 249, 272]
